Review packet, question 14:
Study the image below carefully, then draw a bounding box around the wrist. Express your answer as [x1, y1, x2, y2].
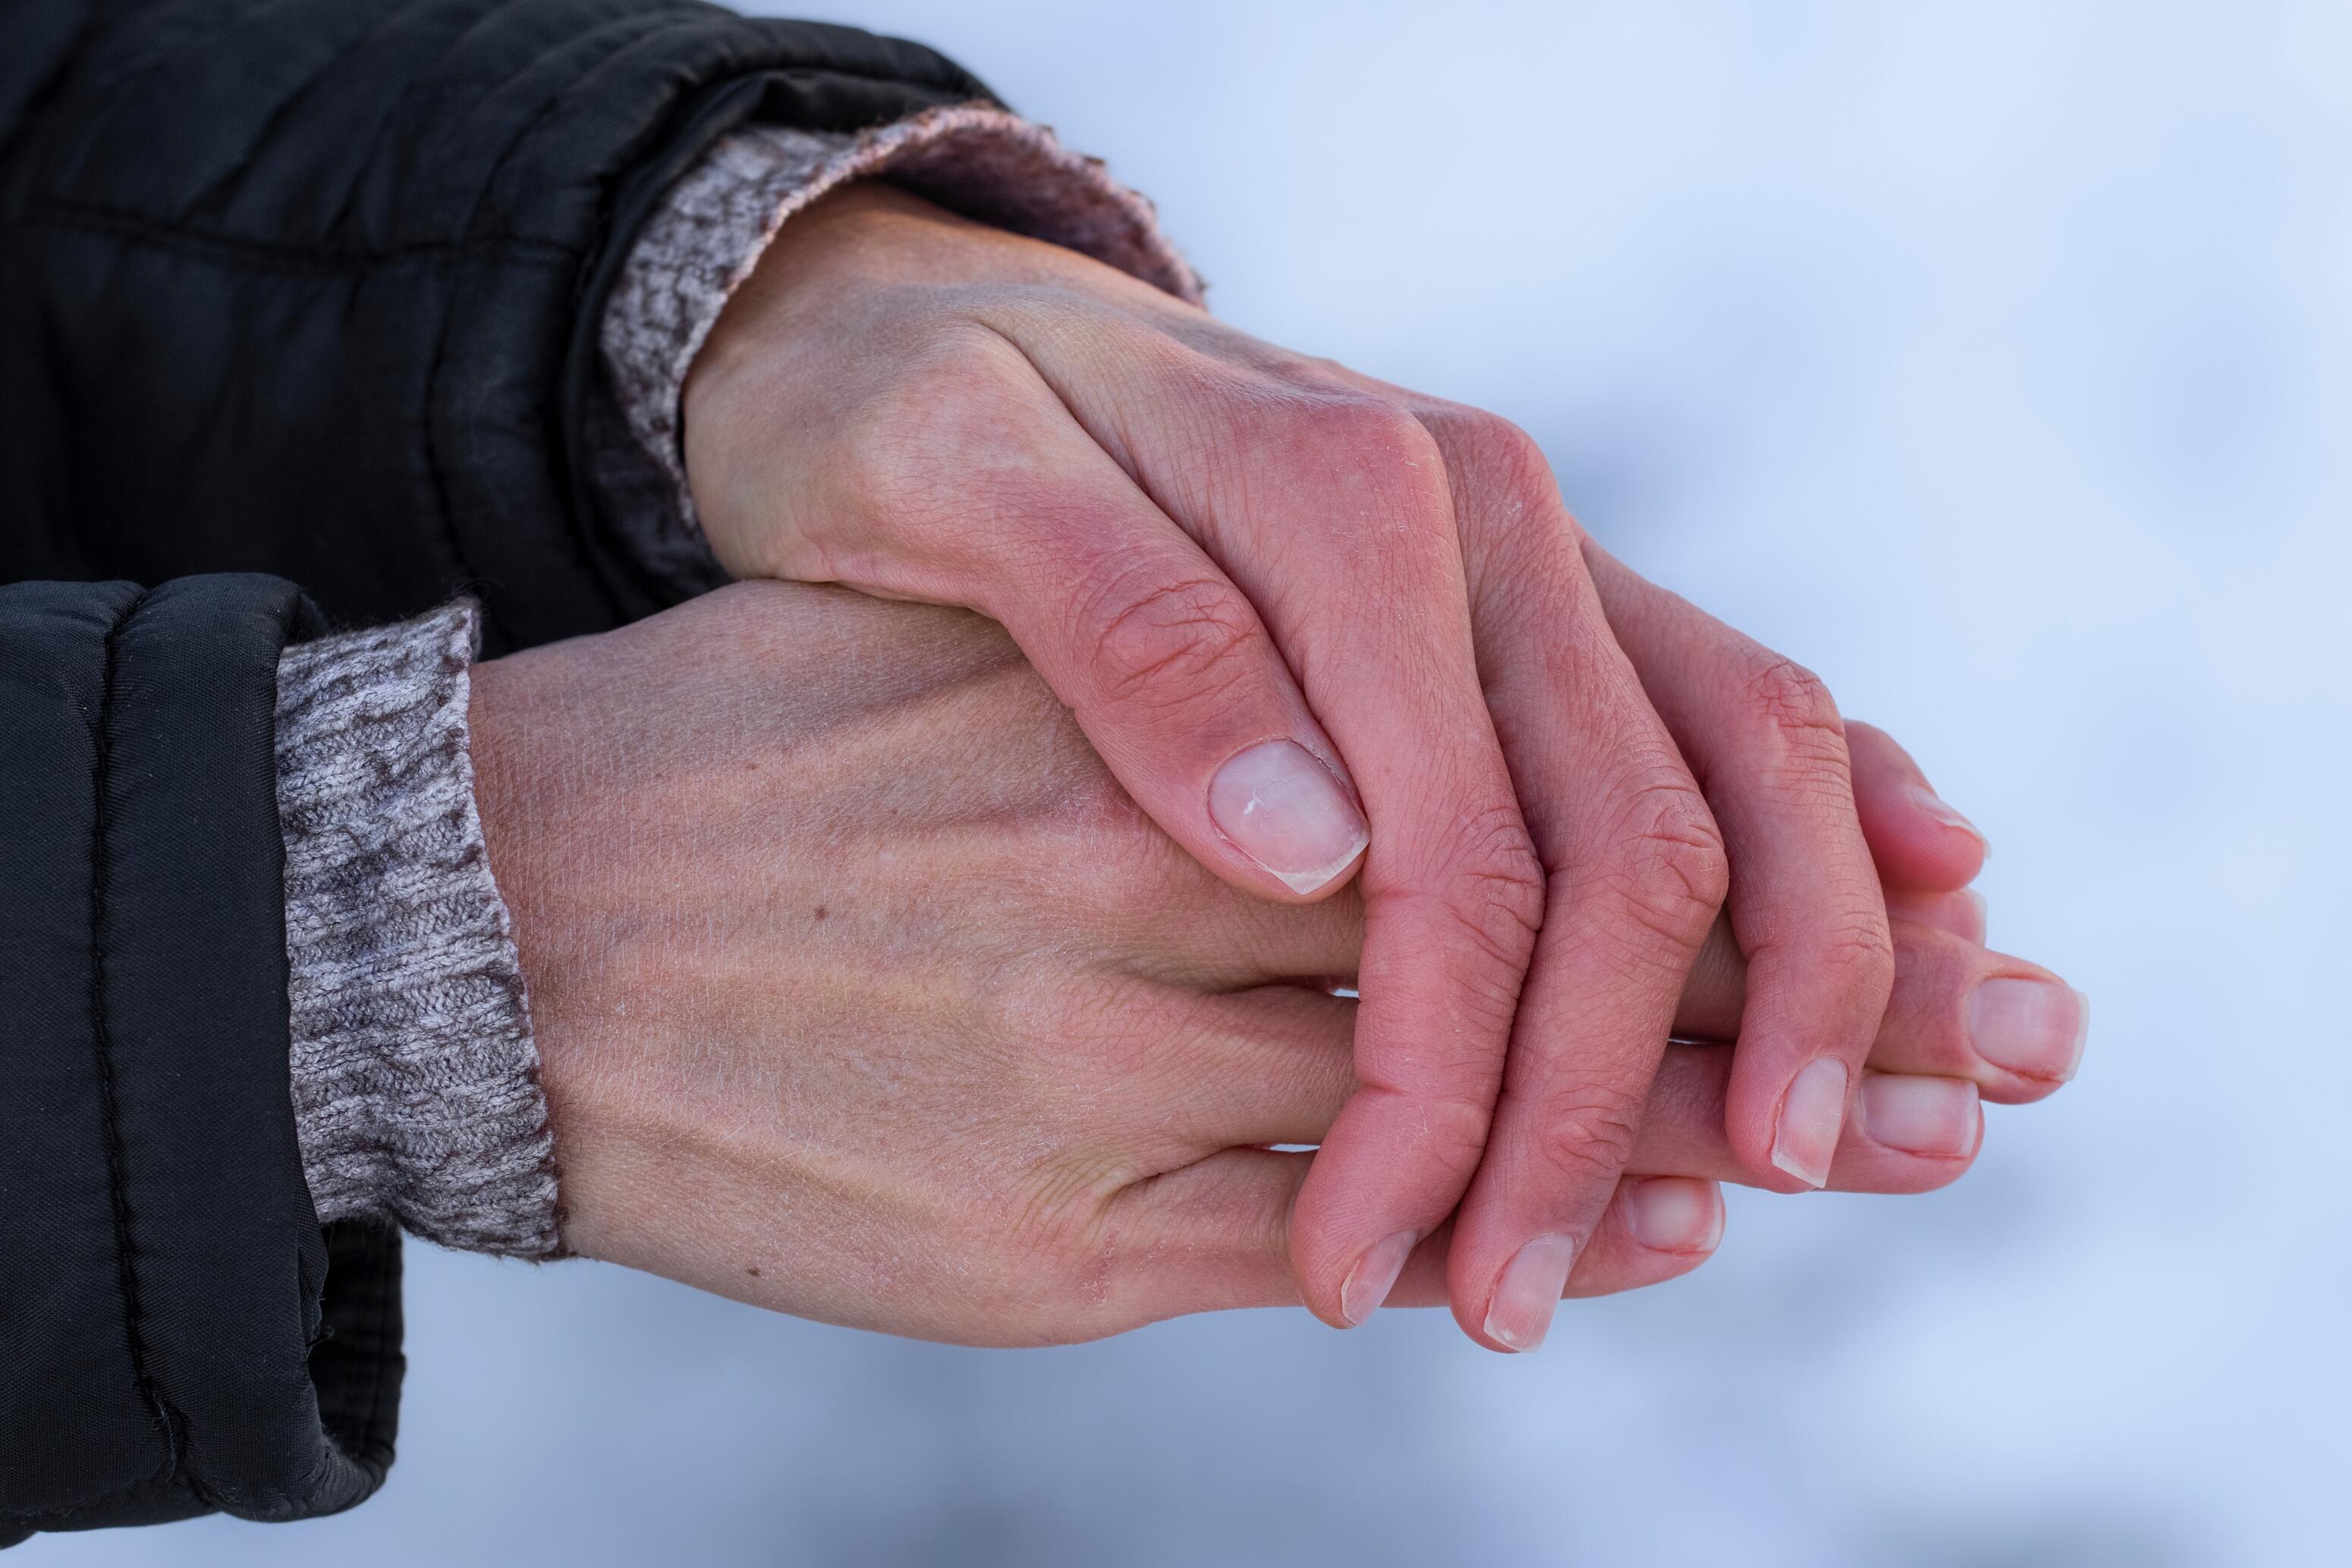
[680, 182, 941, 581]
[464, 643, 646, 1267]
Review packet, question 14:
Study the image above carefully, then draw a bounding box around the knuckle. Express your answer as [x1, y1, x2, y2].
[1432, 803, 1549, 973]
[1742, 892, 1895, 1006]
[1430, 406, 1557, 495]
[1408, 407, 1583, 592]
[1079, 569, 1262, 714]
[1599, 775, 1730, 951]
[1472, 423, 1567, 552]
[1279, 396, 1452, 512]
[1291, 394, 1440, 464]
[1526, 1079, 1646, 1187]
[1005, 1147, 1135, 1269]
[1741, 655, 1846, 749]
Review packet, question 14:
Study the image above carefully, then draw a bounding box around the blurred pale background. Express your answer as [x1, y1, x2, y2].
[39, 2, 2350, 1563]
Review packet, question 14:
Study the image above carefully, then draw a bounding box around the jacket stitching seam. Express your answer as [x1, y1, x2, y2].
[85, 584, 195, 1497]
[22, 200, 576, 274]
[417, 276, 495, 640]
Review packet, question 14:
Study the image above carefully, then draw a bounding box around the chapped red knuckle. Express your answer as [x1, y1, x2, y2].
[1600, 779, 1731, 951]
[1080, 572, 1263, 715]
[1431, 407, 1558, 497]
[1281, 396, 1449, 498]
[1297, 394, 1436, 458]
[1526, 1080, 1646, 1188]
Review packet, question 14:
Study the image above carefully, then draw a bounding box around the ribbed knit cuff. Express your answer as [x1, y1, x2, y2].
[275, 602, 561, 1259]
[596, 102, 1203, 582]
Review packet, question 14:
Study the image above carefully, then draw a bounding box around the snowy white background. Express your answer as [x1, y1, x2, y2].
[43, 2, 2350, 1563]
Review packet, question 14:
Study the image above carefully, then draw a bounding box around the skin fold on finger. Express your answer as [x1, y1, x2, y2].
[1845, 720, 1990, 891]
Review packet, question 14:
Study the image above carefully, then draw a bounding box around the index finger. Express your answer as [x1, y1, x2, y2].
[1585, 545, 1894, 1190]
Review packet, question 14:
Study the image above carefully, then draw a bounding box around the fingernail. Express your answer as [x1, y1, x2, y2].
[1625, 1178, 1723, 1253]
[1483, 1234, 1577, 1352]
[1339, 1230, 1416, 1326]
[1858, 1074, 1982, 1158]
[1910, 786, 1989, 856]
[1957, 888, 1989, 944]
[1208, 740, 1369, 894]
[1769, 1057, 1850, 1188]
[1968, 979, 2089, 1082]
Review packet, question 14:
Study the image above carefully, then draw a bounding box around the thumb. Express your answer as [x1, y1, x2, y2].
[967, 429, 1369, 903]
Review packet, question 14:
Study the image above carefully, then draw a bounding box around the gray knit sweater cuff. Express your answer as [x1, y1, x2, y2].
[275, 602, 561, 1259]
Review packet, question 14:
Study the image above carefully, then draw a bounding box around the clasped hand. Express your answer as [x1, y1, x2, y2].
[473, 184, 2085, 1353]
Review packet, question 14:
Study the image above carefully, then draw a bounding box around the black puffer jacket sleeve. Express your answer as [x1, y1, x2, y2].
[0, 2, 1001, 1542]
[0, 0, 996, 651]
[0, 574, 404, 1546]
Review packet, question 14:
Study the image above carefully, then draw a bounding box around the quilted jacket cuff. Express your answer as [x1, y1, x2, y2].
[0, 576, 395, 1538]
